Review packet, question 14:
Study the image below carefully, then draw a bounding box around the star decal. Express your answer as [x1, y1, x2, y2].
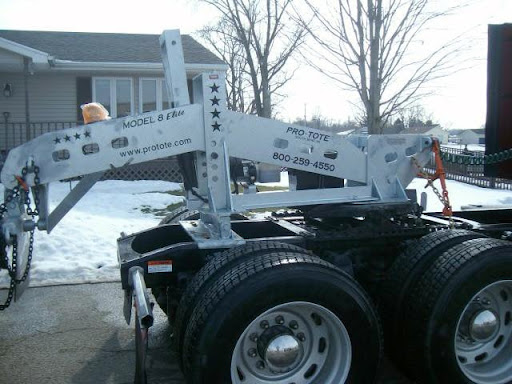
[210, 96, 220, 106]
[212, 122, 221, 132]
[74, 133, 81, 140]
[209, 83, 220, 93]
[64, 135, 71, 142]
[84, 131, 91, 138]
[54, 137, 61, 144]
[210, 109, 221, 118]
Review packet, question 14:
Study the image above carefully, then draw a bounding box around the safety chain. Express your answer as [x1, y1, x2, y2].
[440, 147, 512, 165]
[412, 140, 454, 228]
[0, 164, 40, 310]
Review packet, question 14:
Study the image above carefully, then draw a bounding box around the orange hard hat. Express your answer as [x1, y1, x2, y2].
[81, 102, 111, 124]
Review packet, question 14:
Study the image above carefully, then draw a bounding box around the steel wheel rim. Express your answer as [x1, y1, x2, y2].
[455, 280, 512, 384]
[231, 301, 351, 384]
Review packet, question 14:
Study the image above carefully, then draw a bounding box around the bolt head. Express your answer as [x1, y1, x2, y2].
[289, 320, 298, 329]
[249, 332, 259, 342]
[275, 315, 284, 325]
[260, 320, 269, 329]
[256, 361, 265, 370]
[297, 332, 306, 342]
[248, 348, 257, 358]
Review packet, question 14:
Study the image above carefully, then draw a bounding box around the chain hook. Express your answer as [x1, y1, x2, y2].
[0, 163, 40, 310]
[412, 139, 454, 228]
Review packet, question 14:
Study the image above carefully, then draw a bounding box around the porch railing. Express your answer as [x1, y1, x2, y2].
[0, 121, 80, 151]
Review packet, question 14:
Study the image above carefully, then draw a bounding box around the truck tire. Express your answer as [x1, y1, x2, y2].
[381, 230, 486, 344]
[399, 237, 512, 384]
[182, 251, 382, 384]
[172, 241, 312, 364]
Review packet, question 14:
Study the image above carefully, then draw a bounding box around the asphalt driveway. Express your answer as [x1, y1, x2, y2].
[0, 282, 410, 384]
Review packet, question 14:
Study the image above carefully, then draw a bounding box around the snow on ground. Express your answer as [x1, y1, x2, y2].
[0, 180, 184, 288]
[1, 174, 511, 289]
[442, 143, 485, 152]
[408, 178, 512, 211]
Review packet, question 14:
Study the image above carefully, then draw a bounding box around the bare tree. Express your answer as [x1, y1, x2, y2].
[400, 104, 436, 129]
[198, 20, 254, 114]
[298, 0, 467, 134]
[199, 0, 307, 118]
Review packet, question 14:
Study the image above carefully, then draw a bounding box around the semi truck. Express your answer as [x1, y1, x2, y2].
[1, 28, 511, 384]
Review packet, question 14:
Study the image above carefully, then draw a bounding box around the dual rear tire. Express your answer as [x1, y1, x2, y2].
[177, 247, 383, 384]
[381, 231, 512, 384]
[164, 224, 512, 383]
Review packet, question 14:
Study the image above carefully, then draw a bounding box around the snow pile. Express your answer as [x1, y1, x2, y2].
[0, 180, 183, 287]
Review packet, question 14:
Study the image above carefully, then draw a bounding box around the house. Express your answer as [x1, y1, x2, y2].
[400, 125, 449, 144]
[0, 30, 227, 150]
[454, 129, 486, 145]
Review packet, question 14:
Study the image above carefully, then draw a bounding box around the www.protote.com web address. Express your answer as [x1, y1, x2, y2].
[119, 138, 192, 157]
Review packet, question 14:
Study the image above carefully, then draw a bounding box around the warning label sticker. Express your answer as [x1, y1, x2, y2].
[147, 260, 173, 273]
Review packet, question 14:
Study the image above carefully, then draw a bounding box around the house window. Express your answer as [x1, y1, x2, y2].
[92, 77, 133, 118]
[139, 78, 170, 113]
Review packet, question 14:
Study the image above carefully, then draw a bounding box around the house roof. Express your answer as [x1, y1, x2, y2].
[400, 125, 442, 134]
[0, 30, 224, 66]
[449, 128, 485, 136]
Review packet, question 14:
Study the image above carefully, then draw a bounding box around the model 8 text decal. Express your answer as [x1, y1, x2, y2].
[122, 110, 185, 129]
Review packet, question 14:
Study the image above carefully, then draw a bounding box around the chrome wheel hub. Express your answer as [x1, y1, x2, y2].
[455, 280, 512, 384]
[231, 301, 351, 384]
[263, 333, 302, 372]
[470, 309, 499, 342]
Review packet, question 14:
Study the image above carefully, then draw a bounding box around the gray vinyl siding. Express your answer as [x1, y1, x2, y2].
[0, 73, 26, 121]
[1, 70, 195, 123]
[29, 73, 77, 122]
[0, 48, 23, 67]
[0, 73, 76, 123]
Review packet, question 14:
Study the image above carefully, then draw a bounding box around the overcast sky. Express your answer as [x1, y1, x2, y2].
[1, 0, 511, 128]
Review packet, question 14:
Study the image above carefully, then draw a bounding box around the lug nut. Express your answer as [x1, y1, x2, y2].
[297, 332, 306, 342]
[260, 320, 269, 329]
[249, 333, 259, 342]
[275, 315, 284, 325]
[248, 348, 257, 358]
[289, 320, 299, 329]
[256, 361, 265, 370]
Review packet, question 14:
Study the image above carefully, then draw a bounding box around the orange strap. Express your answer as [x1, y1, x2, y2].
[430, 139, 452, 217]
[15, 175, 29, 192]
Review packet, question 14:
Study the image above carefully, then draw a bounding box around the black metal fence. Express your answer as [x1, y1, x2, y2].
[424, 146, 512, 190]
[0, 121, 80, 150]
